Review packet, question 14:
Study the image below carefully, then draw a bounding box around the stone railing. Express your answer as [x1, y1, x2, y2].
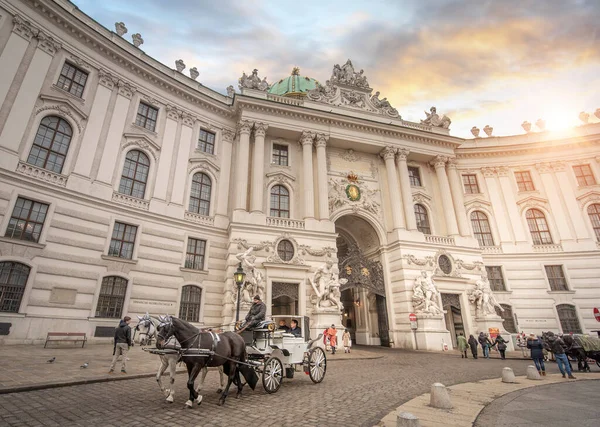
[267, 93, 304, 106]
[481, 246, 502, 254]
[425, 235, 456, 246]
[16, 161, 68, 187]
[184, 211, 215, 226]
[532, 243, 563, 253]
[112, 192, 149, 210]
[266, 217, 305, 230]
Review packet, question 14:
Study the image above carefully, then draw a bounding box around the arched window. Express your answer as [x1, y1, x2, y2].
[179, 285, 202, 323]
[526, 209, 552, 244]
[414, 204, 431, 235]
[470, 211, 494, 247]
[270, 185, 290, 218]
[556, 304, 582, 334]
[0, 262, 30, 313]
[95, 276, 128, 318]
[27, 116, 72, 174]
[588, 203, 600, 241]
[189, 173, 211, 216]
[495, 304, 517, 333]
[118, 150, 150, 199]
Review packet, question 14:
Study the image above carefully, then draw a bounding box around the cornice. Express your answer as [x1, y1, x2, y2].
[455, 137, 600, 159]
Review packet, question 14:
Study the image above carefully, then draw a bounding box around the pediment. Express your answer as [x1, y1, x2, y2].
[122, 133, 161, 153]
[516, 195, 548, 206]
[266, 170, 296, 182]
[39, 94, 88, 120]
[188, 158, 220, 175]
[412, 189, 432, 203]
[576, 190, 600, 208]
[464, 197, 492, 209]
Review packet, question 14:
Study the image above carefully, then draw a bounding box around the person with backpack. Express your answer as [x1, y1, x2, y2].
[493, 334, 508, 360]
[527, 334, 546, 376]
[109, 316, 132, 374]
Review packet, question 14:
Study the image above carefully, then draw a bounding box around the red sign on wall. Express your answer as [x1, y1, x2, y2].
[594, 307, 600, 323]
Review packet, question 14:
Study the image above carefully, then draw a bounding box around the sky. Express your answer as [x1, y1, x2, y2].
[71, 0, 600, 138]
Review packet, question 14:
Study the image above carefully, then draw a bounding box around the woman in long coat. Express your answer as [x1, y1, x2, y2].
[457, 332, 469, 358]
[527, 334, 546, 376]
[468, 334, 479, 359]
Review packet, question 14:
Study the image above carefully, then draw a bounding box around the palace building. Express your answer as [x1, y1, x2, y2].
[0, 0, 599, 348]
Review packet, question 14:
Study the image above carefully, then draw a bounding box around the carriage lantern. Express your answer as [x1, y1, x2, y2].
[234, 263, 246, 322]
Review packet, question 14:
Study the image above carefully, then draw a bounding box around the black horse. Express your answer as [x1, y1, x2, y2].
[156, 316, 258, 407]
[562, 335, 591, 372]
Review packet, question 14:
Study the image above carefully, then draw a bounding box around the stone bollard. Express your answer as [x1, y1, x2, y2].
[430, 383, 453, 409]
[502, 367, 516, 383]
[397, 412, 421, 427]
[526, 365, 541, 380]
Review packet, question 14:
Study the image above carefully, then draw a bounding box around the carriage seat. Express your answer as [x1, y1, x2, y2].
[254, 320, 275, 331]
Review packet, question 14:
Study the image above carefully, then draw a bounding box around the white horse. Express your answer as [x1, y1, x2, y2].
[136, 314, 226, 403]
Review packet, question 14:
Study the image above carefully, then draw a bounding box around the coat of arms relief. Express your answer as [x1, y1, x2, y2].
[329, 171, 381, 217]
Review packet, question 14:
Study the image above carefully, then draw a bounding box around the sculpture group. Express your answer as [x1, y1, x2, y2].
[421, 106, 452, 129]
[412, 271, 443, 315]
[235, 247, 265, 303]
[468, 271, 504, 316]
[238, 69, 270, 91]
[309, 260, 346, 311]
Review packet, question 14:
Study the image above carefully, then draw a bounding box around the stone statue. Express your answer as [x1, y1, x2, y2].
[189, 67, 199, 80]
[238, 69, 269, 91]
[412, 271, 443, 315]
[258, 77, 270, 91]
[131, 33, 144, 48]
[309, 260, 346, 311]
[235, 247, 264, 303]
[115, 22, 127, 37]
[468, 272, 504, 316]
[226, 85, 235, 97]
[330, 59, 370, 88]
[175, 59, 186, 73]
[421, 106, 451, 129]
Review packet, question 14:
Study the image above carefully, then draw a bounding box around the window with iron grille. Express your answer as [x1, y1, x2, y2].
[189, 173, 211, 216]
[272, 144, 289, 166]
[462, 174, 480, 194]
[5, 197, 49, 243]
[277, 240, 294, 261]
[95, 276, 128, 318]
[0, 262, 30, 313]
[514, 171, 535, 192]
[556, 304, 582, 334]
[408, 166, 422, 187]
[414, 204, 431, 234]
[198, 130, 215, 154]
[108, 222, 137, 259]
[135, 102, 158, 132]
[270, 185, 290, 218]
[27, 116, 72, 174]
[179, 285, 202, 322]
[495, 304, 518, 333]
[573, 164, 596, 187]
[57, 62, 88, 98]
[485, 266, 506, 291]
[588, 203, 600, 241]
[118, 150, 150, 199]
[185, 238, 206, 270]
[471, 211, 494, 247]
[526, 209, 553, 244]
[544, 265, 568, 291]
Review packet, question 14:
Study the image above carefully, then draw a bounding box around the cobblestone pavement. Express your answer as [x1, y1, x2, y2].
[2, 346, 587, 427]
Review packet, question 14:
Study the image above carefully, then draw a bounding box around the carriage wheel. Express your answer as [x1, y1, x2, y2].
[262, 357, 283, 394]
[308, 347, 326, 383]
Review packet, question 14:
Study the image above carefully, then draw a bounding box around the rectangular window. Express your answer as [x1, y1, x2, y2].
[573, 164, 596, 186]
[462, 174, 480, 194]
[514, 171, 535, 192]
[198, 130, 215, 154]
[544, 265, 568, 291]
[108, 222, 138, 259]
[272, 144, 289, 166]
[185, 238, 206, 270]
[5, 197, 49, 243]
[408, 166, 422, 187]
[485, 266, 506, 292]
[56, 62, 88, 98]
[135, 102, 158, 132]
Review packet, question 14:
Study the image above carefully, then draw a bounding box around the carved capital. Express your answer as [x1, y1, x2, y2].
[98, 69, 118, 90]
[36, 31, 61, 56]
[396, 148, 410, 161]
[222, 128, 236, 142]
[299, 131, 314, 147]
[379, 146, 396, 161]
[551, 161, 566, 172]
[535, 162, 552, 174]
[446, 157, 459, 169]
[431, 155, 448, 169]
[117, 80, 136, 99]
[496, 166, 509, 177]
[182, 113, 196, 127]
[166, 104, 182, 121]
[237, 120, 253, 136]
[12, 15, 38, 41]
[315, 133, 328, 148]
[481, 167, 497, 178]
[254, 122, 269, 138]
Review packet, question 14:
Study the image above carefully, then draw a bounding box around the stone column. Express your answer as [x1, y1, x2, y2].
[315, 133, 330, 220]
[233, 120, 252, 211]
[0, 16, 36, 110]
[300, 131, 315, 219]
[250, 122, 268, 213]
[432, 156, 459, 236]
[151, 105, 181, 200]
[481, 168, 512, 242]
[0, 31, 61, 154]
[446, 158, 470, 237]
[496, 167, 528, 242]
[216, 128, 235, 217]
[380, 146, 405, 230]
[170, 114, 195, 206]
[96, 81, 136, 185]
[396, 148, 417, 231]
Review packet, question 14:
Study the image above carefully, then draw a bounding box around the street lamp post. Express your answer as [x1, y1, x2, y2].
[234, 263, 246, 323]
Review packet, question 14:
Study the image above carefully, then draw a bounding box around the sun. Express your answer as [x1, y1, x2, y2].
[542, 109, 580, 131]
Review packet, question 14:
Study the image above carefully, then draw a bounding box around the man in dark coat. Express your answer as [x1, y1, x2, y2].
[544, 331, 576, 379]
[109, 316, 132, 374]
[242, 295, 266, 331]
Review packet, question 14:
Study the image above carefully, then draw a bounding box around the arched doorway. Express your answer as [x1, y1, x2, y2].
[334, 215, 390, 347]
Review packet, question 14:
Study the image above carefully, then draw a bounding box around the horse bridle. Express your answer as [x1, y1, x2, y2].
[137, 319, 155, 344]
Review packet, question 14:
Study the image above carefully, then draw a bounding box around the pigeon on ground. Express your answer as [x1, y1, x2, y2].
[80, 362, 89, 368]
[47, 357, 56, 363]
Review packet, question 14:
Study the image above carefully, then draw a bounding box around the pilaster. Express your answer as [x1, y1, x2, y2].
[170, 113, 196, 206]
[446, 158, 470, 237]
[431, 155, 458, 236]
[250, 122, 268, 213]
[396, 148, 417, 231]
[315, 133, 330, 220]
[481, 167, 513, 244]
[233, 120, 252, 211]
[380, 146, 405, 230]
[300, 131, 316, 219]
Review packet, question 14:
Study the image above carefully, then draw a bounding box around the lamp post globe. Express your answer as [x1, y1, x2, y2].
[234, 263, 246, 322]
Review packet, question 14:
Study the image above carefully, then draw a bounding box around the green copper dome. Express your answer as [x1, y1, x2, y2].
[268, 67, 319, 98]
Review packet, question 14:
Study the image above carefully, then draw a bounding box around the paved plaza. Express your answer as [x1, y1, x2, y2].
[1, 344, 598, 426]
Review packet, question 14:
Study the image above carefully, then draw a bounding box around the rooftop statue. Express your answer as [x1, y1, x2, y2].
[421, 106, 451, 129]
[238, 69, 270, 91]
[331, 59, 370, 88]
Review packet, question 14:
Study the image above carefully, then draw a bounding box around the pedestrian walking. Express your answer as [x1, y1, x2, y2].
[544, 331, 576, 379]
[326, 324, 338, 355]
[342, 329, 351, 353]
[468, 334, 479, 359]
[109, 316, 132, 374]
[493, 334, 508, 360]
[457, 332, 469, 358]
[527, 334, 546, 376]
[478, 332, 492, 359]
